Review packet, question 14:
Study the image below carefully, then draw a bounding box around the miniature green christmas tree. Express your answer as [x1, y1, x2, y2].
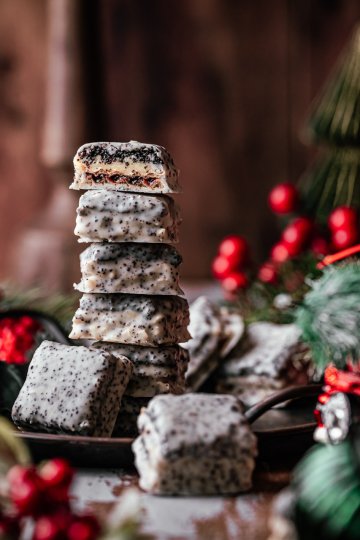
[300, 24, 360, 224]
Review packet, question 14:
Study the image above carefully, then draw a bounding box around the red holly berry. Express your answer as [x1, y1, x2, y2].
[19, 316, 40, 332]
[328, 206, 357, 231]
[40, 459, 74, 490]
[39, 459, 74, 505]
[67, 515, 100, 540]
[33, 515, 64, 540]
[218, 235, 248, 267]
[258, 262, 278, 284]
[270, 242, 292, 263]
[332, 226, 358, 250]
[222, 272, 248, 293]
[212, 255, 233, 280]
[7, 465, 44, 516]
[268, 183, 298, 214]
[283, 217, 312, 242]
[311, 236, 329, 256]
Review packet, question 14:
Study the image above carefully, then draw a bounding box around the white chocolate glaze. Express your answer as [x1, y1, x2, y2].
[74, 190, 180, 244]
[12, 341, 133, 437]
[132, 393, 257, 495]
[70, 293, 190, 346]
[75, 242, 184, 295]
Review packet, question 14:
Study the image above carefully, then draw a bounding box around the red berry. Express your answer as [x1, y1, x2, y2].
[33, 516, 64, 540]
[281, 217, 313, 256]
[268, 183, 298, 214]
[218, 235, 248, 267]
[212, 255, 233, 280]
[284, 217, 312, 242]
[39, 459, 74, 505]
[67, 516, 100, 540]
[332, 226, 358, 250]
[328, 206, 357, 231]
[222, 272, 248, 293]
[258, 262, 278, 284]
[7, 465, 43, 516]
[40, 459, 73, 489]
[270, 242, 291, 263]
[311, 236, 329, 256]
[19, 316, 40, 332]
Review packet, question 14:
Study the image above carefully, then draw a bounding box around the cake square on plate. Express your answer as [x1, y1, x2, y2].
[12, 340, 132, 437]
[133, 393, 257, 495]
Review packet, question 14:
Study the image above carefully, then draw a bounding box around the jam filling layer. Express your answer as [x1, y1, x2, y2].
[85, 172, 160, 188]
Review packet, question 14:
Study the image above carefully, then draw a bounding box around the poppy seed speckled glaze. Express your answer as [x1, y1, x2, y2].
[12, 341, 133, 437]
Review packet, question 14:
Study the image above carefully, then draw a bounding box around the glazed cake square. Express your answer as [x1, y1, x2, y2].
[133, 393, 257, 495]
[12, 341, 133, 437]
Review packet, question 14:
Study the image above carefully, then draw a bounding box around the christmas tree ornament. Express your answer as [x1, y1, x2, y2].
[268, 183, 298, 214]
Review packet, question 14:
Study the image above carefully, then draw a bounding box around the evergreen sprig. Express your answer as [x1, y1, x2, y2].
[296, 263, 360, 370]
[0, 283, 77, 328]
[293, 440, 360, 539]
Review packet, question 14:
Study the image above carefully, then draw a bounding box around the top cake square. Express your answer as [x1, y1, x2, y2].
[71, 141, 180, 194]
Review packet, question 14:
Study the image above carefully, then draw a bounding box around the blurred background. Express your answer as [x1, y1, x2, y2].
[0, 0, 359, 290]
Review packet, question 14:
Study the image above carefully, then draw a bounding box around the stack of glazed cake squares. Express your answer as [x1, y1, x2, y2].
[69, 141, 190, 435]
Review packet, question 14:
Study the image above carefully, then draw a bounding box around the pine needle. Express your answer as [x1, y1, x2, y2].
[296, 263, 360, 370]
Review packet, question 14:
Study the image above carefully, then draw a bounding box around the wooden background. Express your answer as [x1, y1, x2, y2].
[0, 0, 359, 288]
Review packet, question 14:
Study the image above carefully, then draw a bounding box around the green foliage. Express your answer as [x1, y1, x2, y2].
[306, 24, 360, 146]
[296, 263, 360, 370]
[228, 254, 320, 325]
[0, 283, 77, 329]
[299, 24, 360, 221]
[0, 417, 30, 477]
[0, 363, 27, 415]
[300, 148, 360, 225]
[293, 440, 360, 540]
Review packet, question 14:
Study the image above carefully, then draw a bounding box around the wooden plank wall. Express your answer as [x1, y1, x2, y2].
[0, 0, 359, 287]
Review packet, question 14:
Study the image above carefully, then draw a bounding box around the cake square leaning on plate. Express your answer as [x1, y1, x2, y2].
[132, 393, 257, 495]
[12, 340, 133, 437]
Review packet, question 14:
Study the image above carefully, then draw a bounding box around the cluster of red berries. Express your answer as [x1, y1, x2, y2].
[212, 236, 250, 294]
[212, 181, 359, 293]
[0, 316, 41, 364]
[1, 459, 100, 540]
[259, 182, 359, 284]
